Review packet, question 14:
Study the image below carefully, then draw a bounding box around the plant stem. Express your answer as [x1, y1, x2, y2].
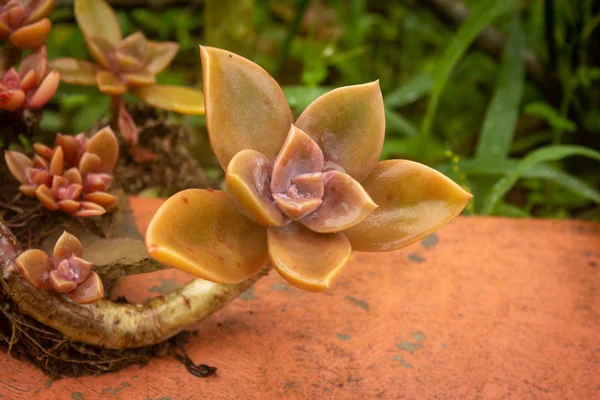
[0, 220, 270, 349]
[109, 95, 123, 127]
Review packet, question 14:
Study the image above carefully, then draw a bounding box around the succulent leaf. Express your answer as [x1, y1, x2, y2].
[200, 46, 293, 167]
[5, 150, 33, 183]
[296, 81, 385, 182]
[74, 0, 122, 45]
[85, 126, 119, 173]
[267, 223, 352, 292]
[9, 17, 51, 48]
[343, 160, 473, 252]
[131, 84, 204, 114]
[25, 70, 60, 109]
[15, 249, 52, 289]
[300, 170, 377, 233]
[24, 0, 55, 24]
[96, 70, 126, 95]
[146, 189, 270, 284]
[48, 58, 99, 85]
[145, 41, 179, 74]
[225, 149, 287, 227]
[273, 195, 322, 220]
[270, 125, 324, 194]
[52, 231, 84, 265]
[67, 272, 104, 304]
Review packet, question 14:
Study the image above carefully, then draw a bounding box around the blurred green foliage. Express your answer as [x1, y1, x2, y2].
[40, 0, 600, 219]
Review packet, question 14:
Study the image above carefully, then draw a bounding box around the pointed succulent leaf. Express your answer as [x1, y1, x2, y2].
[55, 134, 80, 165]
[115, 31, 148, 71]
[146, 189, 270, 284]
[145, 41, 179, 74]
[132, 85, 204, 114]
[67, 272, 104, 304]
[24, 0, 55, 24]
[84, 192, 117, 209]
[53, 231, 84, 264]
[225, 149, 286, 227]
[75, 0, 122, 44]
[49, 145, 63, 175]
[0, 19, 9, 39]
[271, 125, 324, 194]
[73, 201, 106, 217]
[85, 36, 114, 70]
[296, 81, 385, 182]
[33, 143, 53, 159]
[15, 249, 52, 289]
[35, 184, 58, 210]
[267, 223, 351, 292]
[118, 101, 138, 146]
[19, 183, 37, 197]
[32, 154, 48, 169]
[18, 45, 47, 85]
[273, 195, 322, 220]
[58, 199, 80, 213]
[85, 126, 118, 173]
[343, 160, 473, 252]
[96, 70, 126, 95]
[9, 18, 51, 48]
[5, 150, 32, 183]
[85, 173, 112, 192]
[49, 270, 77, 292]
[301, 170, 377, 233]
[0, 88, 25, 110]
[25, 70, 60, 109]
[49, 58, 98, 85]
[69, 256, 92, 283]
[19, 70, 36, 91]
[63, 168, 82, 184]
[78, 152, 101, 175]
[200, 46, 293, 167]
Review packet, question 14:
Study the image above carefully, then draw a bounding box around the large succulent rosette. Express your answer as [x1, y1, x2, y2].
[145, 47, 472, 292]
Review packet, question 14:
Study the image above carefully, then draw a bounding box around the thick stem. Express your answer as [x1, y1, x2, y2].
[1, 220, 269, 349]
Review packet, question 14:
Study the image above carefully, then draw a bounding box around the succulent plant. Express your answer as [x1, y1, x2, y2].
[145, 46, 473, 292]
[15, 231, 104, 304]
[0, 0, 54, 49]
[49, 0, 204, 145]
[4, 126, 119, 216]
[0, 45, 59, 111]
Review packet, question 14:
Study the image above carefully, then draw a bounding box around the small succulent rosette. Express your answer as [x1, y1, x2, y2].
[0, 45, 59, 111]
[15, 231, 104, 304]
[0, 0, 54, 49]
[146, 47, 473, 292]
[4, 126, 119, 216]
[49, 0, 204, 114]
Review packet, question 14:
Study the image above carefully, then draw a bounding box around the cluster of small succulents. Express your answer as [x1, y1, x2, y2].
[0, 45, 58, 111]
[15, 231, 104, 304]
[0, 0, 54, 49]
[145, 47, 472, 292]
[4, 126, 119, 217]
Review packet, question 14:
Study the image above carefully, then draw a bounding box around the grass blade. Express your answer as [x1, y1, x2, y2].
[384, 74, 433, 109]
[419, 0, 518, 146]
[481, 145, 600, 214]
[475, 16, 525, 160]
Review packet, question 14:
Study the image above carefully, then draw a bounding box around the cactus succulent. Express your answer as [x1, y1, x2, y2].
[4, 126, 119, 216]
[0, 45, 59, 111]
[15, 231, 104, 304]
[0, 0, 54, 49]
[145, 47, 473, 292]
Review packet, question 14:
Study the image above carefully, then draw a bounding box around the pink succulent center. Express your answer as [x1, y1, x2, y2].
[54, 255, 91, 284]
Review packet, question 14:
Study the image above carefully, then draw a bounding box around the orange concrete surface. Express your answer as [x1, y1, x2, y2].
[1, 197, 599, 399]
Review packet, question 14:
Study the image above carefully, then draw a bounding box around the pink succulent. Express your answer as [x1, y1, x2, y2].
[15, 231, 104, 304]
[0, 45, 60, 111]
[0, 0, 54, 48]
[4, 126, 119, 216]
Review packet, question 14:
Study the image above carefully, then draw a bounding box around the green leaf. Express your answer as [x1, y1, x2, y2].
[481, 146, 600, 214]
[384, 74, 433, 109]
[524, 102, 577, 132]
[438, 158, 600, 206]
[475, 16, 525, 160]
[419, 0, 518, 145]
